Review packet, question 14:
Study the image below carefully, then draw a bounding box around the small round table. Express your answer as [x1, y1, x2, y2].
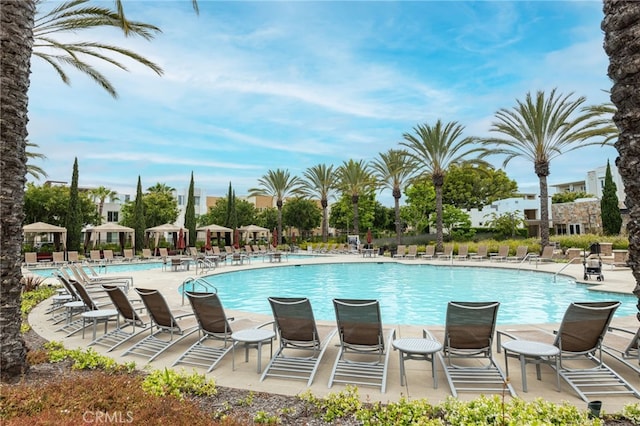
[81, 309, 118, 340]
[501, 339, 560, 392]
[232, 328, 276, 373]
[392, 338, 443, 388]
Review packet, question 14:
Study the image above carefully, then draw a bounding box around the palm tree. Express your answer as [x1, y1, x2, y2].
[1, 0, 194, 379]
[248, 169, 303, 245]
[300, 164, 337, 243]
[33, 0, 163, 98]
[147, 183, 176, 196]
[89, 186, 119, 221]
[370, 149, 415, 245]
[481, 89, 606, 248]
[583, 102, 618, 146]
[602, 0, 640, 321]
[26, 141, 47, 180]
[401, 120, 484, 252]
[336, 159, 374, 236]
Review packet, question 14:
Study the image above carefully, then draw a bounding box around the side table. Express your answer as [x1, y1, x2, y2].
[392, 338, 443, 388]
[81, 309, 118, 340]
[502, 339, 560, 392]
[232, 328, 276, 373]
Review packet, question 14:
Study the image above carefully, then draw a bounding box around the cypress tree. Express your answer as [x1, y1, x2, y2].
[184, 172, 196, 246]
[65, 158, 82, 251]
[134, 176, 146, 252]
[600, 160, 622, 235]
[224, 182, 233, 245]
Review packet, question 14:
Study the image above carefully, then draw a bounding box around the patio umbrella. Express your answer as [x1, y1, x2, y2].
[366, 229, 373, 245]
[233, 228, 240, 249]
[178, 228, 186, 252]
[205, 228, 212, 251]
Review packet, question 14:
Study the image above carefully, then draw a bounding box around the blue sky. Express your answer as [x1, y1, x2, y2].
[27, 0, 618, 206]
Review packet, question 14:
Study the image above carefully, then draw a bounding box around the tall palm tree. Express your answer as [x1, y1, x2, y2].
[300, 164, 337, 243]
[33, 0, 163, 98]
[603, 0, 640, 322]
[249, 169, 303, 245]
[370, 149, 415, 245]
[401, 120, 484, 252]
[1, 0, 193, 379]
[336, 159, 374, 236]
[89, 185, 119, 221]
[481, 89, 606, 248]
[0, 0, 34, 381]
[26, 141, 48, 180]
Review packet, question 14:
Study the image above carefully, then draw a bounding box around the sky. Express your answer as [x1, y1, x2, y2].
[27, 0, 619, 207]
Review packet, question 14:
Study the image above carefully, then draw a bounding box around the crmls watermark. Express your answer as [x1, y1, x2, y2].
[82, 411, 133, 423]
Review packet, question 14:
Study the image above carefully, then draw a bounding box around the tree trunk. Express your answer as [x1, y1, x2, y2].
[602, 0, 640, 322]
[0, 0, 35, 381]
[276, 199, 283, 245]
[351, 194, 360, 236]
[321, 198, 328, 243]
[538, 173, 550, 248]
[394, 194, 402, 245]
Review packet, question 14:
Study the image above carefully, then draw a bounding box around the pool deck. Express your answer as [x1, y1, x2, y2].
[28, 253, 640, 413]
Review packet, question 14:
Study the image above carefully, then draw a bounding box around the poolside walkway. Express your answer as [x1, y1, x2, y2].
[28, 253, 640, 413]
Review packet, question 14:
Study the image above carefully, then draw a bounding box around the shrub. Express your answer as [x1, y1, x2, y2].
[141, 368, 217, 400]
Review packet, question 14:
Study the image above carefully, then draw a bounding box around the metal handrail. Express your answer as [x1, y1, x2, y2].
[181, 276, 217, 305]
[553, 257, 582, 282]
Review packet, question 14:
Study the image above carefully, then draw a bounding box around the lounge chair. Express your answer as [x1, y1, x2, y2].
[90, 284, 148, 352]
[424, 301, 516, 398]
[71, 263, 132, 293]
[122, 249, 135, 262]
[23, 252, 39, 268]
[469, 245, 488, 261]
[158, 247, 169, 258]
[67, 251, 80, 263]
[57, 278, 114, 337]
[455, 245, 469, 261]
[122, 288, 198, 362]
[173, 292, 265, 372]
[420, 245, 435, 260]
[140, 248, 152, 260]
[507, 245, 528, 262]
[404, 245, 418, 260]
[602, 326, 640, 376]
[438, 244, 453, 260]
[531, 245, 556, 265]
[52, 251, 67, 266]
[261, 297, 337, 386]
[497, 301, 639, 402]
[103, 249, 116, 262]
[89, 250, 102, 263]
[393, 245, 406, 259]
[490, 245, 509, 262]
[329, 299, 396, 393]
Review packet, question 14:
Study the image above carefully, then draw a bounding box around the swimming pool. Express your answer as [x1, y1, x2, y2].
[186, 263, 638, 325]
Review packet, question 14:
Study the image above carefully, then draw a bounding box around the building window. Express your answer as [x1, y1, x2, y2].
[178, 195, 184, 206]
[107, 211, 119, 222]
[194, 196, 200, 206]
[124, 195, 130, 202]
[556, 224, 567, 235]
[569, 223, 581, 235]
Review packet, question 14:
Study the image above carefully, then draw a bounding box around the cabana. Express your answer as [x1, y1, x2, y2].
[197, 224, 233, 248]
[23, 221, 67, 251]
[238, 224, 269, 244]
[145, 223, 189, 254]
[84, 223, 135, 254]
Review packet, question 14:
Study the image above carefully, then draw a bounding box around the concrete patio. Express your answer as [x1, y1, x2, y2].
[28, 253, 640, 413]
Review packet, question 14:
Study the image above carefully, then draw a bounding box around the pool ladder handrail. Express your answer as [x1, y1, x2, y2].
[553, 256, 583, 282]
[181, 276, 218, 305]
[196, 257, 216, 275]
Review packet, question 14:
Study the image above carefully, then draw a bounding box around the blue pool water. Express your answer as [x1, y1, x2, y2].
[185, 263, 638, 325]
